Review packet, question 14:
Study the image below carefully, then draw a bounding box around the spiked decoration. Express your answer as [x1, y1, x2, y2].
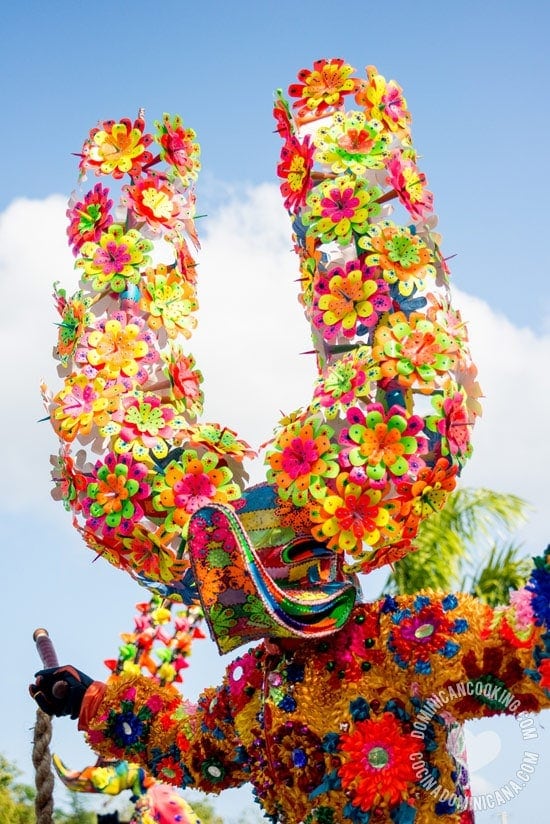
[104, 596, 205, 685]
[266, 59, 482, 573]
[43, 113, 254, 600]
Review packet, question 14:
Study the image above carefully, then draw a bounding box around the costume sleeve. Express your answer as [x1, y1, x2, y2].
[78, 668, 251, 793]
[379, 546, 550, 722]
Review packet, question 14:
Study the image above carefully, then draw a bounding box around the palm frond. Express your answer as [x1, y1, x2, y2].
[381, 487, 530, 596]
[465, 542, 531, 606]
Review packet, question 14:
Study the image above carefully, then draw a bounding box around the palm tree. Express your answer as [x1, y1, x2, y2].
[382, 487, 532, 605]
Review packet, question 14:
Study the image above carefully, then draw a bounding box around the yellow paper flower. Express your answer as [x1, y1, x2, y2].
[310, 473, 392, 554]
[355, 65, 411, 140]
[140, 264, 198, 339]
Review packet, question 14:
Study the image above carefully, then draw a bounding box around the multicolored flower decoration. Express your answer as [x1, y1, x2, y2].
[76, 224, 153, 293]
[154, 113, 201, 186]
[277, 135, 315, 213]
[140, 265, 198, 339]
[66, 183, 113, 255]
[152, 449, 241, 535]
[314, 111, 392, 175]
[338, 404, 426, 485]
[122, 175, 193, 234]
[266, 417, 339, 507]
[47, 62, 481, 611]
[309, 474, 395, 555]
[355, 65, 411, 139]
[358, 221, 436, 296]
[76, 311, 158, 384]
[386, 150, 433, 221]
[105, 595, 205, 686]
[271, 61, 480, 572]
[312, 258, 391, 340]
[373, 311, 459, 392]
[82, 452, 151, 537]
[53, 285, 94, 366]
[45, 111, 250, 598]
[289, 58, 356, 119]
[303, 175, 381, 246]
[79, 116, 154, 180]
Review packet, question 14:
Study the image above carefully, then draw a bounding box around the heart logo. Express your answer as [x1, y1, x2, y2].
[464, 728, 502, 772]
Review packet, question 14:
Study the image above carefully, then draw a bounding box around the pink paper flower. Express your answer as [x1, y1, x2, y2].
[66, 184, 113, 255]
[386, 150, 433, 220]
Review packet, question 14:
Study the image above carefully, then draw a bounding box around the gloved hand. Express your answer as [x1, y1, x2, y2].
[29, 665, 94, 719]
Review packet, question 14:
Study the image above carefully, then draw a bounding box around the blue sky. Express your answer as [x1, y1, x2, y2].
[1, 1, 550, 820]
[3, 1, 550, 331]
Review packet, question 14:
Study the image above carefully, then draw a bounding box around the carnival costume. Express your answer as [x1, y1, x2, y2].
[31, 60, 550, 824]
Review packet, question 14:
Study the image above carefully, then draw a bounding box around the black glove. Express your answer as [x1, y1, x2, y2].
[29, 665, 93, 719]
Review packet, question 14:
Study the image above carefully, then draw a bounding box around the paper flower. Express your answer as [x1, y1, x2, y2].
[272, 90, 295, 141]
[427, 390, 473, 462]
[289, 58, 356, 117]
[266, 417, 339, 507]
[51, 445, 88, 512]
[79, 117, 153, 180]
[161, 347, 204, 418]
[154, 113, 201, 186]
[339, 404, 426, 485]
[152, 450, 241, 534]
[51, 373, 123, 442]
[355, 66, 411, 139]
[53, 286, 93, 366]
[386, 150, 433, 220]
[303, 175, 381, 246]
[454, 360, 484, 420]
[121, 525, 186, 584]
[170, 232, 199, 281]
[314, 111, 391, 175]
[82, 452, 151, 536]
[295, 232, 323, 310]
[311, 348, 378, 419]
[66, 184, 113, 255]
[277, 135, 314, 213]
[312, 258, 391, 340]
[426, 294, 470, 350]
[77, 224, 153, 293]
[394, 457, 458, 540]
[122, 175, 192, 234]
[77, 310, 158, 384]
[140, 264, 198, 339]
[338, 712, 419, 810]
[373, 311, 458, 392]
[309, 473, 393, 554]
[111, 394, 187, 461]
[186, 423, 256, 462]
[358, 220, 436, 296]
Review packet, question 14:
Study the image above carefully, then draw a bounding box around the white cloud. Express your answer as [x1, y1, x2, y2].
[0, 196, 74, 513]
[454, 290, 550, 551]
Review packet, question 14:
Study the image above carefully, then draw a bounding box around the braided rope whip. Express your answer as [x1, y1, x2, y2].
[32, 709, 55, 824]
[32, 629, 59, 824]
